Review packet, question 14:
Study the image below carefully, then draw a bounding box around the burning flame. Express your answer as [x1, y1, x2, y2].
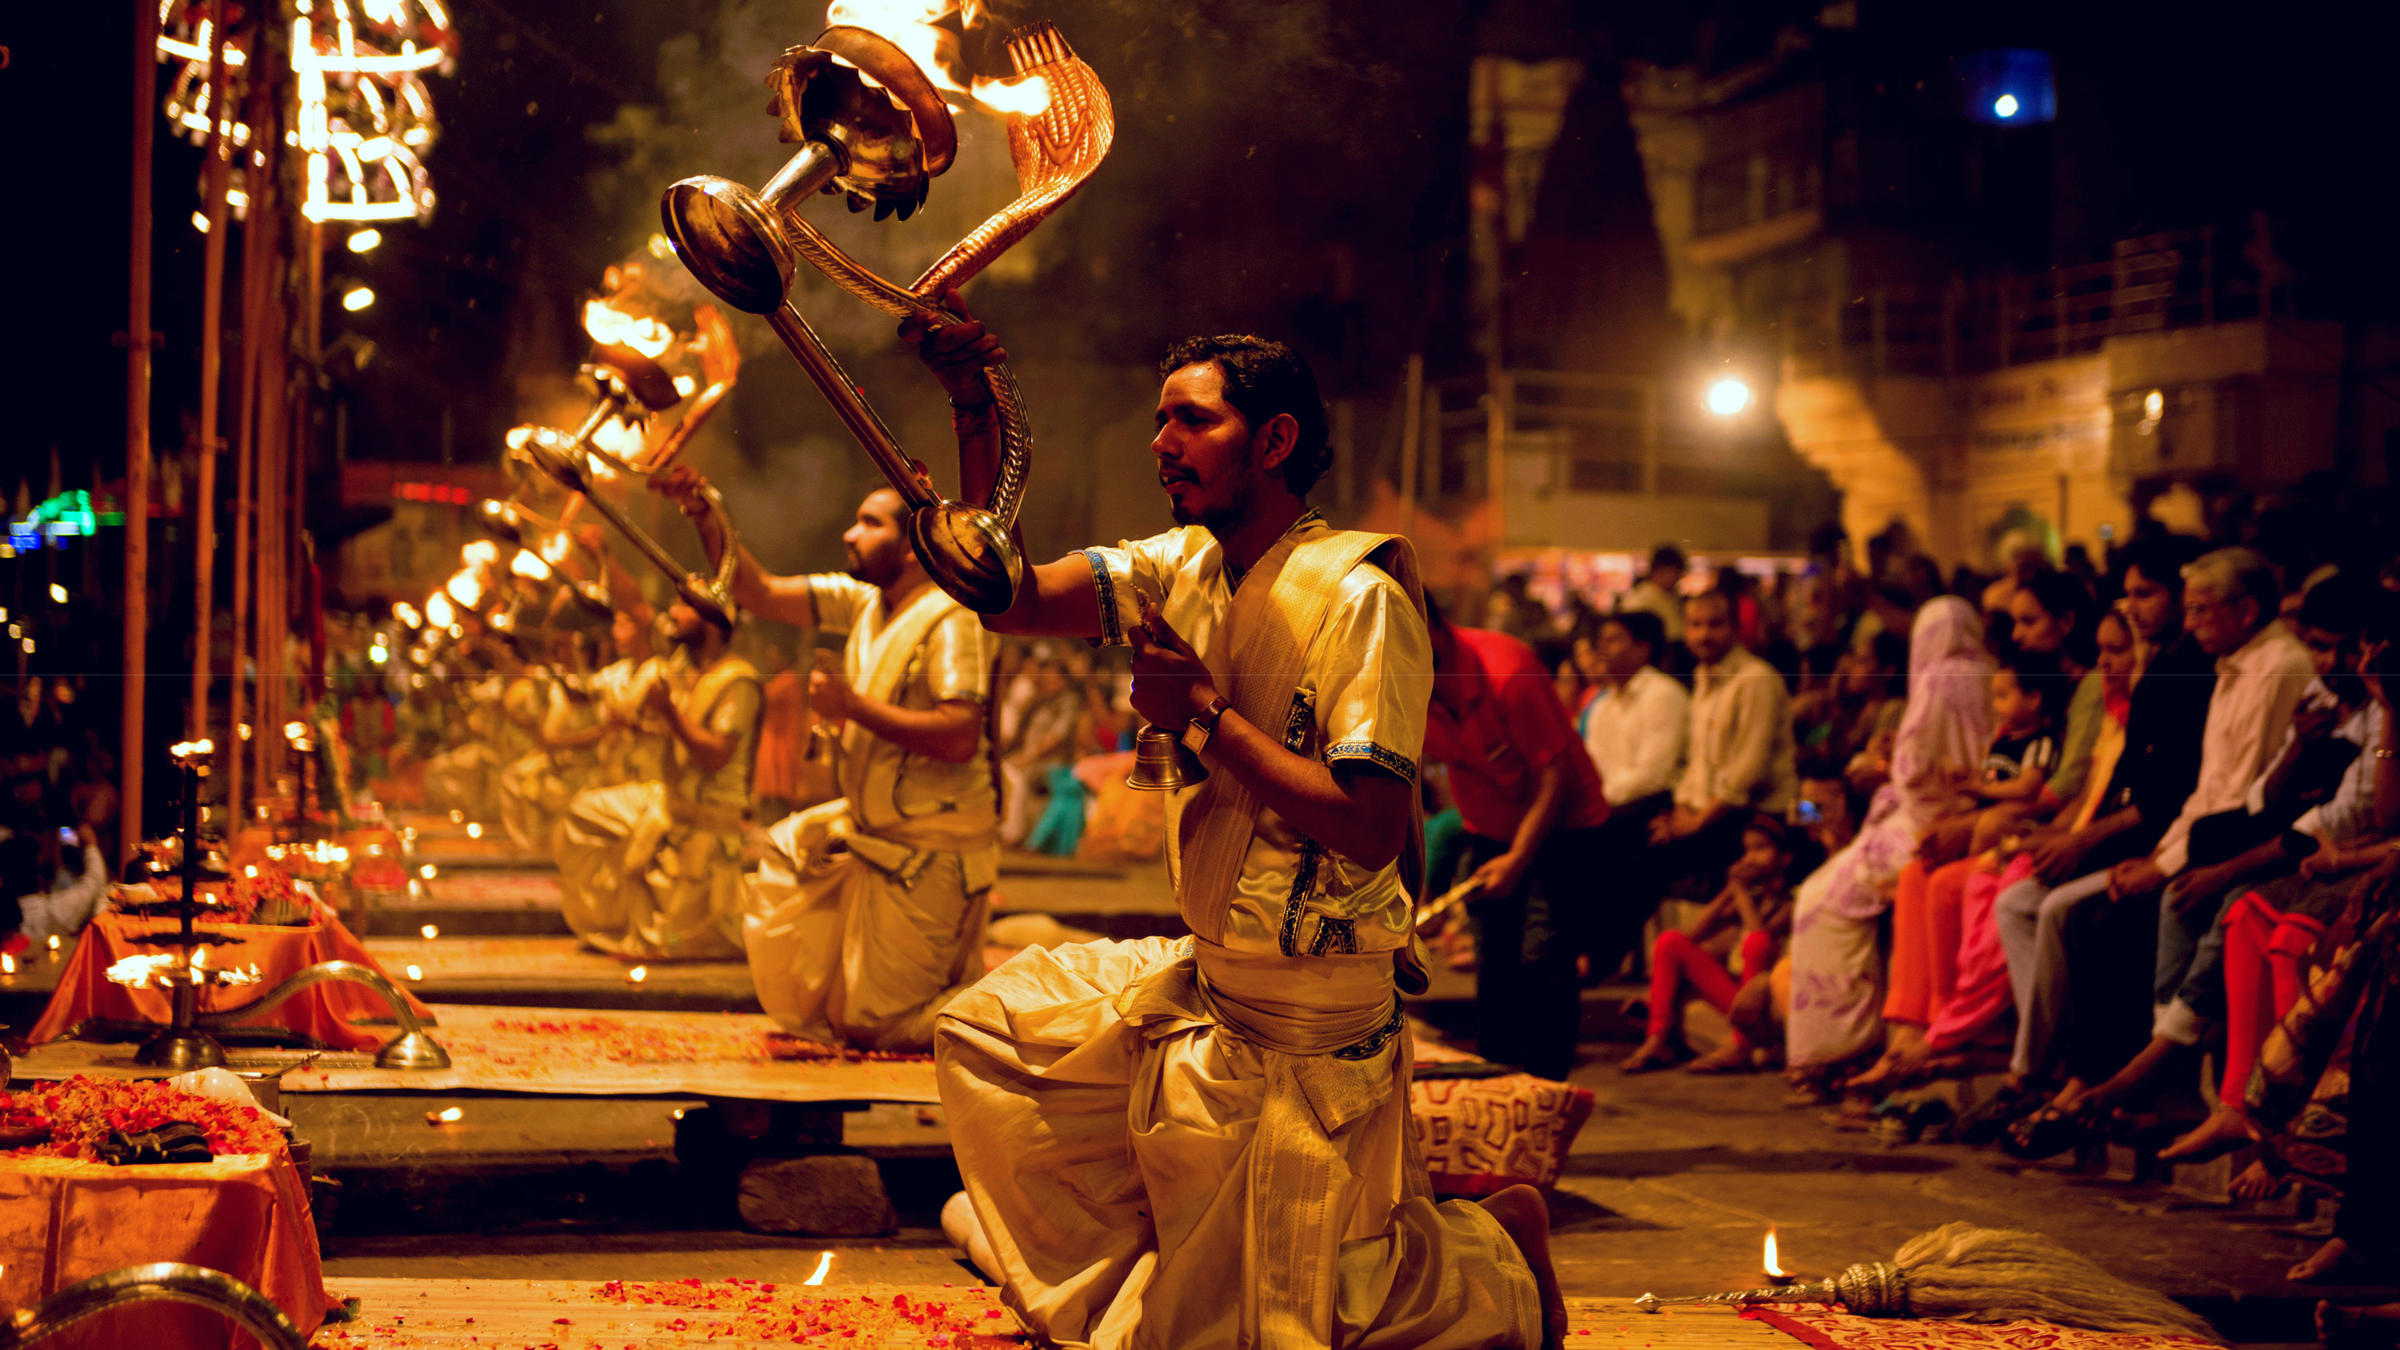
[805, 1251, 835, 1285]
[445, 568, 487, 612]
[427, 1107, 464, 1124]
[424, 591, 457, 629]
[1764, 1227, 1787, 1279]
[404, 964, 424, 980]
[626, 965, 649, 983]
[972, 73, 1049, 116]
[421, 924, 440, 940]
[462, 539, 501, 566]
[583, 300, 674, 359]
[590, 416, 647, 466]
[108, 954, 178, 987]
[826, 0, 1051, 116]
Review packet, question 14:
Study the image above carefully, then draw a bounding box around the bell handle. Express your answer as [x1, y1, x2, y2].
[518, 435, 740, 629]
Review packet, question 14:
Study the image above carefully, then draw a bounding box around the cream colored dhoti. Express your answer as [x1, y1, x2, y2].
[936, 936, 1540, 1350]
[422, 742, 498, 818]
[496, 750, 569, 853]
[743, 797, 997, 1051]
[556, 781, 745, 959]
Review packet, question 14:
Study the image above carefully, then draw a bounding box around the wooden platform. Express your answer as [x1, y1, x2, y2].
[12, 1004, 940, 1106]
[308, 1280, 1789, 1348]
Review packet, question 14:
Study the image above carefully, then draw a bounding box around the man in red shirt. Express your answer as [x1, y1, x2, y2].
[1423, 598, 1611, 1079]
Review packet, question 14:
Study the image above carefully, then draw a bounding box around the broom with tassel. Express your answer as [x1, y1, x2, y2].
[1635, 1222, 2220, 1342]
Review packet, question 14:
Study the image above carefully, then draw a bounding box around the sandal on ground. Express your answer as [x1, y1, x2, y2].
[1956, 1080, 2045, 1146]
[1872, 1096, 1957, 1146]
[2002, 1098, 2120, 1161]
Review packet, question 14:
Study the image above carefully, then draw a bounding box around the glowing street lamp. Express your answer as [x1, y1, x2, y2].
[342, 286, 376, 312]
[347, 228, 384, 253]
[1705, 378, 1754, 417]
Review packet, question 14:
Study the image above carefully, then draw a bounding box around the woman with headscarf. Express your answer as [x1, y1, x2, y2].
[1785, 597, 1995, 1089]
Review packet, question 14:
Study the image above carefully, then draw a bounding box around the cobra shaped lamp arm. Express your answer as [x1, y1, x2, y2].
[0, 1262, 310, 1350]
[192, 959, 451, 1069]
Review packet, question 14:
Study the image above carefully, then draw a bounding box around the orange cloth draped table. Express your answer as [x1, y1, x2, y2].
[0, 1151, 328, 1349]
[28, 910, 432, 1053]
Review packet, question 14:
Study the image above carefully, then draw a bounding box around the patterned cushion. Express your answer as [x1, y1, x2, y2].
[1410, 1071, 1594, 1196]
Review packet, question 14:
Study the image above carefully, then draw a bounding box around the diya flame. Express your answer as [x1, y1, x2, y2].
[827, 0, 1051, 117]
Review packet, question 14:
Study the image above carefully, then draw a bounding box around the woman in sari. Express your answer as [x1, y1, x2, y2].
[1786, 596, 1995, 1089]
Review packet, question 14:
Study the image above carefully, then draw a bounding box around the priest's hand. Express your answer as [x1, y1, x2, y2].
[899, 287, 1008, 408]
[649, 463, 714, 517]
[1128, 599, 1218, 729]
[808, 666, 853, 722]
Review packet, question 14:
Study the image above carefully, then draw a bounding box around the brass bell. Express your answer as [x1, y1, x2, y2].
[1125, 724, 1206, 791]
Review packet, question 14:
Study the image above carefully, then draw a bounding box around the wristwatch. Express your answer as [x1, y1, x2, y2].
[1183, 695, 1232, 757]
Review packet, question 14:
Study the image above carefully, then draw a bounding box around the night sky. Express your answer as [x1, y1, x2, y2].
[7, 0, 2399, 557]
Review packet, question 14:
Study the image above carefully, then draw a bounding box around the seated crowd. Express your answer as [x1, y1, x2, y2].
[1454, 531, 2400, 1292]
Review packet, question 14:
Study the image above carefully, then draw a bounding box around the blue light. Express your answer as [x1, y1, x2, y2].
[1959, 50, 2055, 126]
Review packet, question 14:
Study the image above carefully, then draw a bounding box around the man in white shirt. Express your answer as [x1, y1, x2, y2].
[1581, 610, 1689, 810]
[1999, 548, 2316, 1122]
[1577, 608, 1691, 980]
[1620, 592, 1796, 943]
[3, 822, 108, 947]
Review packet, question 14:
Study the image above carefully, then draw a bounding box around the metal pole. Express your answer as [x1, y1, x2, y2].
[191, 24, 232, 739]
[227, 60, 272, 828]
[123, 0, 160, 863]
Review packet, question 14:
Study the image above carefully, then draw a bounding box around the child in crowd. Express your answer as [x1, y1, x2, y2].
[1622, 815, 1796, 1073]
[1951, 652, 2067, 848]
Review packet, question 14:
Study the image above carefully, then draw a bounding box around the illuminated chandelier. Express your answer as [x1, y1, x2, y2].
[156, 0, 456, 225]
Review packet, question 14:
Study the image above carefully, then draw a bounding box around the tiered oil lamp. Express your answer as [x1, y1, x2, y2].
[122, 740, 243, 1070]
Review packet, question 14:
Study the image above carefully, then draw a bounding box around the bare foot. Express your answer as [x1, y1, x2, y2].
[2048, 1077, 2092, 1114]
[2319, 1299, 2400, 1348]
[2229, 1159, 2287, 1203]
[1480, 1183, 1567, 1350]
[2292, 1237, 2355, 1284]
[1841, 1048, 1904, 1094]
[1620, 1036, 1686, 1074]
[1686, 1043, 1753, 1074]
[2159, 1103, 2260, 1163]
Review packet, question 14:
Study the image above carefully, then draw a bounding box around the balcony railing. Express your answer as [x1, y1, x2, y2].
[1783, 226, 2265, 376]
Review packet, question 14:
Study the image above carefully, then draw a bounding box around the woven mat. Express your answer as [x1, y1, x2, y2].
[1744, 1307, 2220, 1350]
[308, 1282, 1796, 1347]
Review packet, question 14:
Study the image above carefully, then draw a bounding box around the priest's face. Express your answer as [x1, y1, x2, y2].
[844, 489, 914, 588]
[1152, 361, 1268, 532]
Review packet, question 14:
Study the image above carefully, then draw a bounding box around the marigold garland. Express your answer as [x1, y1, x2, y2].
[0, 1075, 289, 1163]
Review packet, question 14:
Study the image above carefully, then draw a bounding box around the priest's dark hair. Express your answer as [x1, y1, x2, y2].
[1160, 335, 1332, 495]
